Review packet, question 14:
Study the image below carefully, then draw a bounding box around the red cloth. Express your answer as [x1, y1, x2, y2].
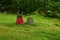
[16, 18, 24, 24]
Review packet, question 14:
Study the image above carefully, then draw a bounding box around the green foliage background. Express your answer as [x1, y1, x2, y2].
[0, 0, 60, 18]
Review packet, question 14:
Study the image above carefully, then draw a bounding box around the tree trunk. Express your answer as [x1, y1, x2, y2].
[10, 0, 15, 13]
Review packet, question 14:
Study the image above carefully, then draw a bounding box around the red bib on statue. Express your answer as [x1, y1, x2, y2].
[16, 18, 24, 24]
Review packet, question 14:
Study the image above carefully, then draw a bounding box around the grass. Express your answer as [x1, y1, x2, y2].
[0, 13, 60, 40]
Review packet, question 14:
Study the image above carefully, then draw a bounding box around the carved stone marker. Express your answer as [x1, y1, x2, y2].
[16, 14, 24, 24]
[26, 17, 34, 25]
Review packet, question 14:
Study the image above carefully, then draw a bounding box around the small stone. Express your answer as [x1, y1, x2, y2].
[26, 17, 34, 25]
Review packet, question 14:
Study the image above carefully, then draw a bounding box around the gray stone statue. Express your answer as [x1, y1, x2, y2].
[26, 16, 34, 25]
